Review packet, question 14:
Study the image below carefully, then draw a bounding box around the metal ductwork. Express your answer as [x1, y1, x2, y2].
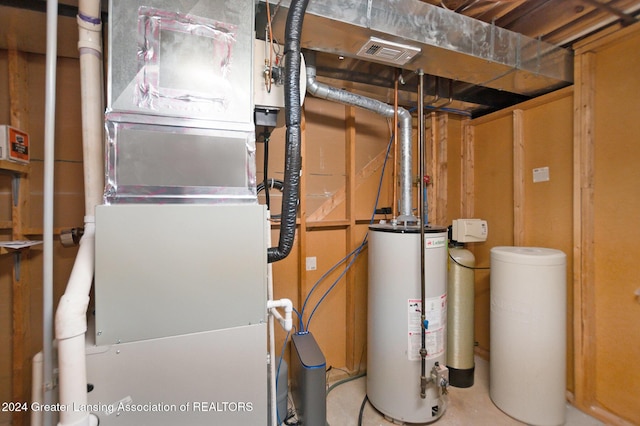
[305, 52, 415, 221]
[260, 0, 574, 116]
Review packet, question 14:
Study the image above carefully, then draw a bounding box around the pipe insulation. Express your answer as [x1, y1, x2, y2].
[267, 0, 310, 263]
[305, 53, 415, 221]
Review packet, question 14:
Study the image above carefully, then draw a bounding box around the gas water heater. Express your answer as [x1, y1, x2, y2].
[367, 224, 449, 423]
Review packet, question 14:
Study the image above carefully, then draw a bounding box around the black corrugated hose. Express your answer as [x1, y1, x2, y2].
[267, 0, 310, 263]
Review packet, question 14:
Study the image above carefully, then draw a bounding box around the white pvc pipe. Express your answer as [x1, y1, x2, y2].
[267, 221, 278, 426]
[42, 1, 59, 425]
[55, 1, 104, 425]
[56, 221, 95, 426]
[267, 300, 294, 332]
[77, 6, 105, 214]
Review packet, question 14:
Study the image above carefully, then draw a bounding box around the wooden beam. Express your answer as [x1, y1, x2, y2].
[513, 109, 525, 246]
[8, 47, 31, 426]
[427, 112, 437, 223]
[436, 113, 448, 225]
[345, 106, 357, 371]
[573, 51, 597, 412]
[461, 120, 475, 218]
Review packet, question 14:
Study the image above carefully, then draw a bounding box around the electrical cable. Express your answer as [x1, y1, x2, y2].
[357, 395, 369, 426]
[276, 330, 290, 426]
[326, 372, 366, 395]
[448, 251, 490, 270]
[257, 178, 285, 220]
[263, 127, 272, 210]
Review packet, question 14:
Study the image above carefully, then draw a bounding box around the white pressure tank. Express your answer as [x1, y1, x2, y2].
[367, 224, 448, 423]
[490, 246, 567, 426]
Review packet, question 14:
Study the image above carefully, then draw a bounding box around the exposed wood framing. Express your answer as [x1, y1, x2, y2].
[8, 47, 31, 426]
[436, 113, 448, 225]
[513, 109, 525, 246]
[573, 50, 597, 415]
[427, 112, 437, 223]
[461, 120, 474, 218]
[306, 150, 389, 222]
[344, 106, 357, 371]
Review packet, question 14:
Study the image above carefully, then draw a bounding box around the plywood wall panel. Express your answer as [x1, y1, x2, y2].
[470, 114, 514, 353]
[589, 28, 640, 424]
[522, 94, 575, 393]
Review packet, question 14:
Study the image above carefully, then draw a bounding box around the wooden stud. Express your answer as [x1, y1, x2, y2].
[513, 109, 525, 246]
[345, 106, 357, 371]
[436, 113, 448, 225]
[461, 120, 475, 218]
[8, 47, 31, 426]
[573, 51, 597, 412]
[427, 112, 437, 223]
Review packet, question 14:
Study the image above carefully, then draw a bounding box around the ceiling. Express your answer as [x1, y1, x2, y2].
[259, 0, 640, 117]
[2, 0, 640, 117]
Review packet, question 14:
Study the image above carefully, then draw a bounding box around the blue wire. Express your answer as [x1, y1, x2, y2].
[275, 330, 290, 425]
[304, 133, 395, 331]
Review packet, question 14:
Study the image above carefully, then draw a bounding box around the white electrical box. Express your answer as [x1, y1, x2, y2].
[452, 219, 488, 243]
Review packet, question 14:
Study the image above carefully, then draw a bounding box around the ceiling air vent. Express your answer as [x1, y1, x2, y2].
[356, 36, 421, 66]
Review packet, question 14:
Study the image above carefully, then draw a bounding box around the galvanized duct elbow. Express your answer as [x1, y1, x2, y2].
[268, 0, 310, 263]
[305, 53, 415, 220]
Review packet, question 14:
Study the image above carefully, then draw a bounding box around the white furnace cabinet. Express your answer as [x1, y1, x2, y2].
[87, 204, 269, 425]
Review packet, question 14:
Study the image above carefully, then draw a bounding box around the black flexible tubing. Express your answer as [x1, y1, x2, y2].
[357, 395, 369, 426]
[267, 0, 310, 263]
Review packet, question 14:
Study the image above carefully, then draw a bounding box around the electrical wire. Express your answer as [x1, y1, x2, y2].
[448, 251, 490, 270]
[357, 395, 369, 426]
[326, 372, 366, 395]
[276, 330, 290, 426]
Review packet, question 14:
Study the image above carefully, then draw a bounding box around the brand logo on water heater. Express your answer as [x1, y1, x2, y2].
[425, 236, 446, 248]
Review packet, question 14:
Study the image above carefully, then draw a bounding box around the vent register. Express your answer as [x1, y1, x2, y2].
[356, 36, 421, 66]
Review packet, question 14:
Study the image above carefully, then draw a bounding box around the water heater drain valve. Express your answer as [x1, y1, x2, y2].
[431, 362, 449, 394]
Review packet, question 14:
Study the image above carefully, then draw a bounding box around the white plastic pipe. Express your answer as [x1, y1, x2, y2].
[266, 222, 278, 426]
[55, 220, 95, 426]
[267, 299, 294, 332]
[55, 1, 104, 425]
[42, 2, 59, 425]
[77, 0, 105, 214]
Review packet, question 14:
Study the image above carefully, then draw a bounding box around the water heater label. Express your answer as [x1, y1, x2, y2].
[407, 295, 447, 361]
[424, 236, 447, 249]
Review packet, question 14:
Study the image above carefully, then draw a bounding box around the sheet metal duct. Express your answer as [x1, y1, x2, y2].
[263, 0, 573, 104]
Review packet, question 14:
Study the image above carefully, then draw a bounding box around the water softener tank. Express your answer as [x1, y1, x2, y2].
[490, 246, 566, 426]
[447, 244, 476, 387]
[367, 224, 448, 423]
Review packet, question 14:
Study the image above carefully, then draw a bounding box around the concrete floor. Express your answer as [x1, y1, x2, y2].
[325, 357, 604, 426]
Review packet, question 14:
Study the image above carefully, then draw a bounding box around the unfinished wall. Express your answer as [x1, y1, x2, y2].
[574, 23, 640, 425]
[0, 48, 84, 426]
[469, 88, 575, 392]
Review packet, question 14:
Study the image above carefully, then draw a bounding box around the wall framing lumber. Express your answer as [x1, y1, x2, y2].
[512, 109, 525, 246]
[8, 47, 31, 426]
[345, 106, 357, 371]
[461, 120, 474, 219]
